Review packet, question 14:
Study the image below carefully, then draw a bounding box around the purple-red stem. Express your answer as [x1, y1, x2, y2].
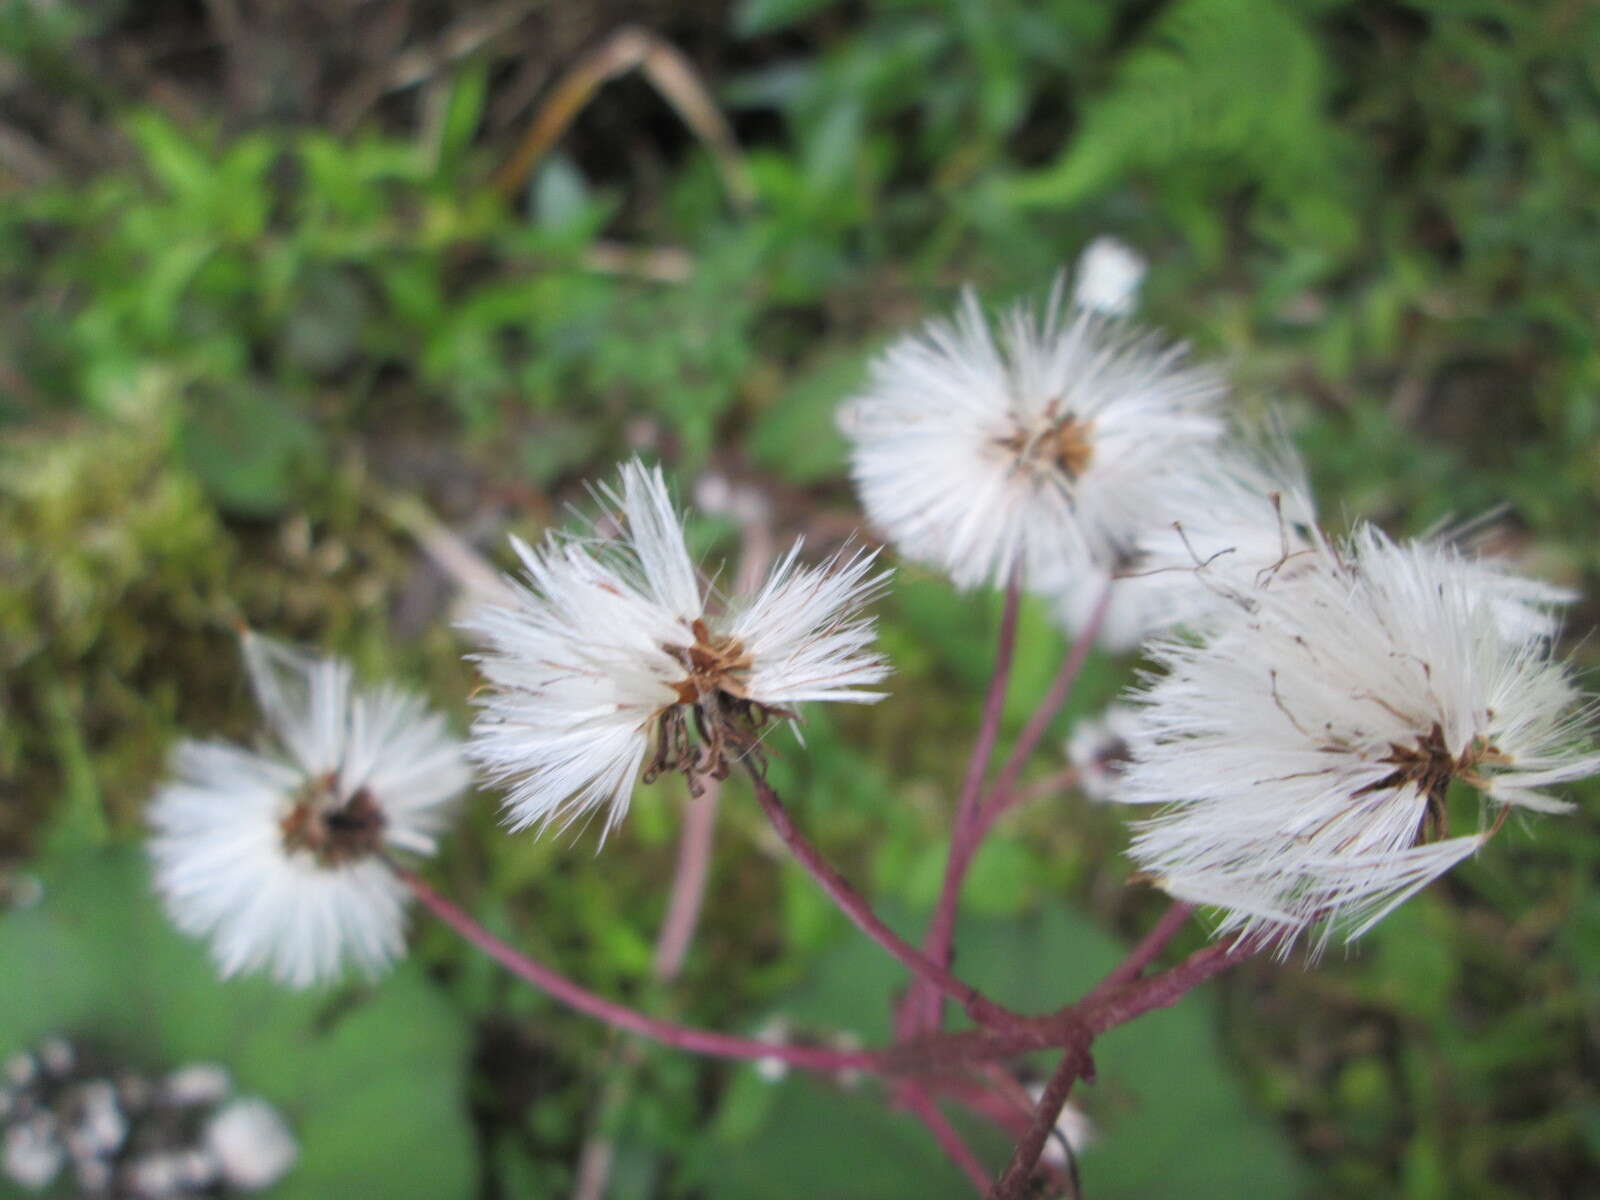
[1083, 901, 1196, 1005]
[1084, 936, 1261, 1035]
[989, 1047, 1092, 1199]
[984, 579, 1115, 812]
[911, 580, 1115, 1034]
[652, 777, 720, 981]
[900, 1086, 992, 1194]
[397, 864, 880, 1073]
[747, 770, 1020, 1029]
[1003, 764, 1081, 815]
[402, 855, 1258, 1087]
[907, 574, 1023, 1031]
[954, 572, 1025, 844]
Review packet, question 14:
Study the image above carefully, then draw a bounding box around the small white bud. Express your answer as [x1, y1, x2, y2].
[125, 1152, 184, 1198]
[37, 1037, 74, 1078]
[3, 1115, 63, 1191]
[163, 1063, 232, 1107]
[4, 1053, 37, 1088]
[1066, 706, 1140, 802]
[753, 1016, 792, 1084]
[1026, 1085, 1096, 1167]
[74, 1080, 127, 1156]
[1071, 237, 1147, 316]
[205, 1098, 299, 1191]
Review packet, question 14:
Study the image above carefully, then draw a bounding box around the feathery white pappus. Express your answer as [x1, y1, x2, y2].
[1118, 526, 1598, 953]
[462, 459, 890, 837]
[148, 634, 469, 988]
[1057, 440, 1569, 652]
[1051, 442, 1323, 651]
[841, 280, 1226, 591]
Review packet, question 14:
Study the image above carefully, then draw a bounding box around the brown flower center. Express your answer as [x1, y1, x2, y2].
[647, 619, 785, 790]
[1352, 722, 1509, 841]
[667, 619, 752, 705]
[281, 777, 387, 867]
[997, 411, 1096, 481]
[1049, 417, 1095, 479]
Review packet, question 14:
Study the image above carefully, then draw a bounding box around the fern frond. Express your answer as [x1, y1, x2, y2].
[1013, 0, 1333, 207]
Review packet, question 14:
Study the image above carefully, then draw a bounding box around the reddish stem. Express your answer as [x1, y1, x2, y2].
[954, 572, 1025, 844]
[1082, 901, 1196, 1005]
[989, 1047, 1092, 1199]
[397, 864, 880, 1073]
[893, 936, 1263, 1075]
[900, 1087, 992, 1194]
[984, 579, 1114, 812]
[907, 574, 1023, 1031]
[652, 776, 720, 981]
[748, 770, 1020, 1030]
[1082, 936, 1262, 1035]
[910, 581, 1114, 1034]
[1002, 764, 1081, 815]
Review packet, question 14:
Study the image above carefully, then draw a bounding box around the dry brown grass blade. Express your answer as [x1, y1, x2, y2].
[493, 25, 755, 215]
[376, 491, 516, 608]
[581, 240, 694, 282]
[331, 1, 542, 134]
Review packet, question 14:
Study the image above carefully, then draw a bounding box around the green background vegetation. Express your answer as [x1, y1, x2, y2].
[2, 0, 1598, 1195]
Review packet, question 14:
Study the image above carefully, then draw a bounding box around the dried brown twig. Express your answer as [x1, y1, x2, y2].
[492, 26, 755, 214]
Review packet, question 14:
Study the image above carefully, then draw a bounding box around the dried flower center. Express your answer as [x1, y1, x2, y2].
[1049, 417, 1095, 479]
[1353, 722, 1509, 841]
[667, 619, 752, 704]
[647, 619, 786, 790]
[281, 777, 386, 867]
[998, 410, 1096, 481]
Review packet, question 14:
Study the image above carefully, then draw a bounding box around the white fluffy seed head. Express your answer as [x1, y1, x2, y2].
[463, 459, 890, 837]
[1054, 435, 1574, 654]
[1118, 525, 1597, 954]
[843, 280, 1227, 591]
[148, 634, 469, 988]
[1052, 439, 1323, 651]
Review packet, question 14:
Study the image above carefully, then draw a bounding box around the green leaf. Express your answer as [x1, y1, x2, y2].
[747, 348, 865, 484]
[178, 385, 323, 517]
[734, 0, 840, 37]
[694, 900, 1307, 1197]
[435, 61, 489, 178]
[38, 679, 109, 857]
[1011, 0, 1333, 208]
[685, 1073, 977, 1199]
[127, 112, 215, 203]
[0, 850, 474, 1199]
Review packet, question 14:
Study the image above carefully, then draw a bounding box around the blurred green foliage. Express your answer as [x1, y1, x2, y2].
[691, 900, 1304, 1198]
[0, 849, 475, 1198]
[2, 0, 1599, 1196]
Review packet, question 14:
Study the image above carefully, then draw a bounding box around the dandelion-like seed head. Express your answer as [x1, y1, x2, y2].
[1049, 438, 1323, 651]
[464, 460, 890, 836]
[148, 634, 469, 988]
[842, 280, 1226, 591]
[278, 775, 388, 868]
[1118, 526, 1598, 953]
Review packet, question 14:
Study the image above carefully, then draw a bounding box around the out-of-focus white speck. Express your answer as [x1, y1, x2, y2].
[205, 1097, 299, 1191]
[1071, 237, 1147, 316]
